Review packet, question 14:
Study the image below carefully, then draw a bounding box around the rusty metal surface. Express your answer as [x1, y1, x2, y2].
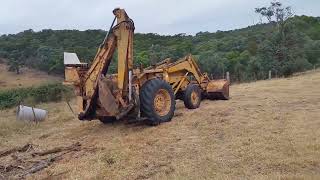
[64, 67, 80, 83]
[97, 79, 119, 116]
[206, 80, 230, 100]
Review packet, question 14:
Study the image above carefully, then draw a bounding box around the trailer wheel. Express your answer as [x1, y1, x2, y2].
[140, 79, 175, 125]
[184, 84, 201, 109]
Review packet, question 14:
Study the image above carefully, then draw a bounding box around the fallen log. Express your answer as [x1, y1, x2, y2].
[20, 143, 81, 177]
[32, 142, 81, 156]
[24, 157, 54, 175]
[0, 144, 32, 158]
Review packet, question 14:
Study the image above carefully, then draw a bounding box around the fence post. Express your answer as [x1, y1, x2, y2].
[268, 70, 272, 80]
[226, 72, 230, 82]
[222, 68, 225, 79]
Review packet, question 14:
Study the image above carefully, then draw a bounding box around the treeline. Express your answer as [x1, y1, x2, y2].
[0, 14, 319, 81]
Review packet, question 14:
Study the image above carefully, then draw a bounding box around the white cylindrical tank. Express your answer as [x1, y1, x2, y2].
[16, 105, 48, 122]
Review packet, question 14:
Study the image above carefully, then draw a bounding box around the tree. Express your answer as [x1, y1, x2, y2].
[255, 1, 293, 26]
[254, 1, 313, 77]
[255, 1, 293, 49]
[8, 50, 24, 74]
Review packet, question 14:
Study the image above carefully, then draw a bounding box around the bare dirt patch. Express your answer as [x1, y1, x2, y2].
[0, 64, 62, 90]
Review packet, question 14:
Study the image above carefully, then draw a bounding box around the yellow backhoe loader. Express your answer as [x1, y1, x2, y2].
[64, 8, 230, 125]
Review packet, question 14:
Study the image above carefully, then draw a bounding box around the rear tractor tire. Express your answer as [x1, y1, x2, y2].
[140, 79, 176, 126]
[183, 84, 202, 109]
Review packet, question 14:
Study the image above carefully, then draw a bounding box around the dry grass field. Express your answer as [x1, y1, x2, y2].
[0, 70, 319, 179]
[0, 63, 62, 90]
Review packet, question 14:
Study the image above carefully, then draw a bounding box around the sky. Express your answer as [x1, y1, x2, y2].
[0, 0, 319, 35]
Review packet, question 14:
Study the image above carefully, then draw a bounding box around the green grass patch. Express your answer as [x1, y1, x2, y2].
[0, 83, 73, 109]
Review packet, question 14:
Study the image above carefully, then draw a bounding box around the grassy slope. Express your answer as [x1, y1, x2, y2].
[0, 63, 62, 90]
[0, 70, 320, 179]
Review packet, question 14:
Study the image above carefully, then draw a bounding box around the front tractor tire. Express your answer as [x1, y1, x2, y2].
[140, 79, 176, 125]
[183, 84, 202, 109]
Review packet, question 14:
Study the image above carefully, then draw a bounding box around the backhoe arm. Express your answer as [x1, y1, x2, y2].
[79, 8, 135, 118]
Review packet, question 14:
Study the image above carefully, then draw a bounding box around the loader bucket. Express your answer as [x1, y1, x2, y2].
[205, 79, 230, 100]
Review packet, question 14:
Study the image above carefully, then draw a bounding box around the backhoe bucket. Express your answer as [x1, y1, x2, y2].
[97, 78, 119, 117]
[206, 80, 230, 100]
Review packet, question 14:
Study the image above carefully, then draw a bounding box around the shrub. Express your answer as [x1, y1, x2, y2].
[0, 83, 73, 109]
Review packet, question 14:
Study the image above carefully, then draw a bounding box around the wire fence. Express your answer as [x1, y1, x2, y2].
[210, 66, 319, 84]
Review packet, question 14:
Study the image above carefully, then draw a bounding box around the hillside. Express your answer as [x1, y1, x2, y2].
[0, 63, 62, 90]
[0, 15, 319, 82]
[1, 70, 319, 179]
